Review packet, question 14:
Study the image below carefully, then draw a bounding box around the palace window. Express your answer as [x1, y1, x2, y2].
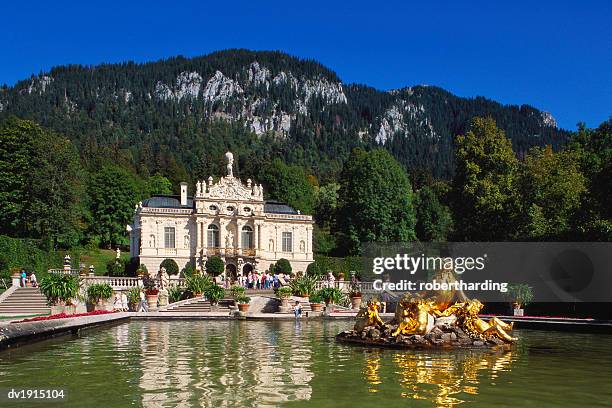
[282, 232, 293, 252]
[207, 224, 220, 248]
[164, 227, 175, 248]
[241, 226, 253, 249]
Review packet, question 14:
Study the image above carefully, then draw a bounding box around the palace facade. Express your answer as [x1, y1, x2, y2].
[128, 152, 314, 278]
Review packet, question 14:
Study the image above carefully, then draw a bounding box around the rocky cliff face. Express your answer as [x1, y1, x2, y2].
[0, 49, 567, 177]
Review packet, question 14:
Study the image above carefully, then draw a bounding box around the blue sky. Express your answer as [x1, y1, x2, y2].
[1, 0, 610, 129]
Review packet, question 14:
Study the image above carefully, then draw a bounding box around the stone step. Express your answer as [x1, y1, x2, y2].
[0, 287, 50, 315]
[161, 298, 233, 313]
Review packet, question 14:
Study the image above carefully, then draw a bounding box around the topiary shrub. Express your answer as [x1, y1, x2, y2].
[206, 256, 224, 276]
[106, 258, 124, 276]
[274, 258, 292, 275]
[181, 260, 197, 278]
[160, 258, 179, 275]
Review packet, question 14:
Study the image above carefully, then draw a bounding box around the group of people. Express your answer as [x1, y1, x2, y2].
[19, 269, 37, 287]
[113, 290, 148, 312]
[235, 271, 286, 290]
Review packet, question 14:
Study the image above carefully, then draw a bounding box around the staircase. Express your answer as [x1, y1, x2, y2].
[161, 298, 234, 313]
[0, 287, 50, 315]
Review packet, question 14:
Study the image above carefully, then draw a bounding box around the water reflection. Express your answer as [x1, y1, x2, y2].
[135, 321, 313, 407]
[392, 351, 513, 407]
[2, 322, 612, 408]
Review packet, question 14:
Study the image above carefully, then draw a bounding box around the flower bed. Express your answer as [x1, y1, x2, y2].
[13, 310, 117, 324]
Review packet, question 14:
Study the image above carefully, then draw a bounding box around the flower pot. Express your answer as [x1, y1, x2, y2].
[128, 302, 139, 312]
[146, 294, 159, 311]
[51, 304, 76, 315]
[238, 303, 250, 312]
[280, 296, 290, 308]
[350, 296, 362, 310]
[310, 303, 323, 312]
[513, 308, 524, 316]
[95, 300, 110, 311]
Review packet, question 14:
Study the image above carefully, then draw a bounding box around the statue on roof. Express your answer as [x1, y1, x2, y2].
[225, 151, 234, 177]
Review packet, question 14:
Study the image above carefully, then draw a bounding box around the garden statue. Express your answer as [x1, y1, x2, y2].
[392, 297, 439, 336]
[442, 299, 516, 343]
[354, 300, 387, 332]
[338, 294, 516, 349]
[157, 267, 170, 307]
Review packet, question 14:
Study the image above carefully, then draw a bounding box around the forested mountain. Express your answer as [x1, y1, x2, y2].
[0, 49, 567, 181]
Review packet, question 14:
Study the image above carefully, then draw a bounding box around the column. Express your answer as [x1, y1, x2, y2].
[219, 220, 226, 255]
[254, 223, 260, 251]
[236, 220, 244, 253]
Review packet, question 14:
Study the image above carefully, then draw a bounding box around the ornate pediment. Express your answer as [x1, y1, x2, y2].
[205, 176, 263, 201]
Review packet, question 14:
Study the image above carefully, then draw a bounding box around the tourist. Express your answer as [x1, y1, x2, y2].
[138, 290, 148, 312]
[121, 291, 129, 311]
[267, 273, 273, 289]
[30, 272, 38, 288]
[113, 293, 123, 312]
[273, 273, 279, 289]
[20, 269, 27, 287]
[293, 301, 302, 318]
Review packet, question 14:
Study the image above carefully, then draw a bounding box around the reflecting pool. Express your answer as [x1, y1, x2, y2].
[1, 320, 611, 407]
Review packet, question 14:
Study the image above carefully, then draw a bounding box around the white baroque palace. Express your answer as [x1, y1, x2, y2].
[128, 152, 314, 277]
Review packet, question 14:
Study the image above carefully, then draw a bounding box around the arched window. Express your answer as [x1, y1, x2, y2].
[241, 225, 253, 249]
[207, 224, 220, 248]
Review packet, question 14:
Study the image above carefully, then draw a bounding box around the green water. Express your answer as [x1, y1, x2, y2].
[1, 320, 611, 407]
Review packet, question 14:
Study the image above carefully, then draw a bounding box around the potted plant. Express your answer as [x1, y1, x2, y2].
[277, 286, 293, 308]
[349, 278, 362, 309]
[318, 287, 344, 306]
[136, 264, 148, 278]
[235, 294, 251, 312]
[142, 275, 159, 310]
[185, 274, 211, 297]
[205, 284, 225, 310]
[127, 287, 141, 311]
[309, 291, 323, 312]
[508, 283, 534, 316]
[230, 285, 246, 299]
[86, 283, 113, 311]
[289, 275, 317, 301]
[38, 273, 81, 315]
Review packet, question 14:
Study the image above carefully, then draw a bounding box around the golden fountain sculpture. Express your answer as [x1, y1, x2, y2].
[341, 294, 516, 348]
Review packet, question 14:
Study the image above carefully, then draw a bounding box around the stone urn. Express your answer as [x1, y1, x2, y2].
[158, 288, 169, 308]
[146, 291, 159, 311]
[280, 296, 290, 308]
[350, 295, 362, 310]
[51, 304, 76, 315]
[310, 302, 323, 312]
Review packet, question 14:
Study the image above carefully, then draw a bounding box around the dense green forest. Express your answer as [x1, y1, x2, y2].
[0, 50, 609, 278]
[0, 49, 567, 182]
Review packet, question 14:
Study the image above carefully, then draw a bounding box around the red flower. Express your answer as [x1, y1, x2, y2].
[12, 309, 117, 324]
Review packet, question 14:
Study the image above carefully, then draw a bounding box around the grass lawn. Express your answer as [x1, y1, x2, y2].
[0, 313, 48, 321]
[76, 249, 131, 275]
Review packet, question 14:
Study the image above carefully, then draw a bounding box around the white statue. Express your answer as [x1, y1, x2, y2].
[225, 151, 234, 177]
[196, 182, 201, 196]
[158, 267, 169, 290]
[116, 247, 121, 259]
[225, 230, 234, 248]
